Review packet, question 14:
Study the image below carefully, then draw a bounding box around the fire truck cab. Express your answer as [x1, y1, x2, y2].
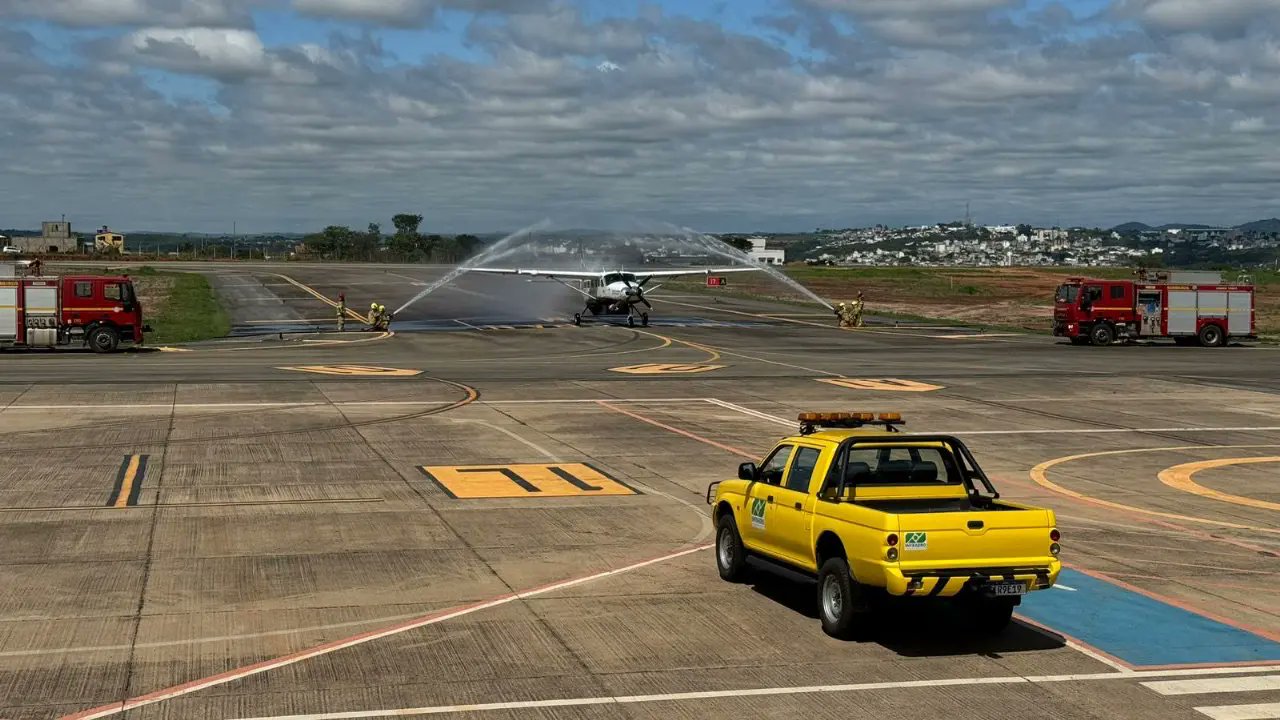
[1, 267, 148, 353]
[1053, 270, 1255, 348]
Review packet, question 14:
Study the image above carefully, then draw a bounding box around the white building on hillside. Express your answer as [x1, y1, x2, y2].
[747, 236, 786, 265]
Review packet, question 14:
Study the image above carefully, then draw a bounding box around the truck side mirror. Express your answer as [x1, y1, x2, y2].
[738, 462, 758, 481]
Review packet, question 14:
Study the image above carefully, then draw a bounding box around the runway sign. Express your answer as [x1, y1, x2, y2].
[420, 463, 638, 499]
[278, 365, 423, 377]
[819, 378, 944, 392]
[610, 363, 725, 375]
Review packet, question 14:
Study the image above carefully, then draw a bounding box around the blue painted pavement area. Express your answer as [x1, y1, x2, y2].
[1018, 569, 1280, 667]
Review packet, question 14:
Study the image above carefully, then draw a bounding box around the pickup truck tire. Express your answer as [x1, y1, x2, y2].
[715, 516, 748, 582]
[817, 557, 860, 639]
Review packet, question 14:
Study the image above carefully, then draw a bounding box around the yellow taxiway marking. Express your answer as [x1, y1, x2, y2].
[420, 463, 638, 499]
[270, 273, 367, 321]
[277, 365, 422, 377]
[610, 363, 725, 375]
[818, 378, 944, 392]
[1158, 457, 1280, 512]
[1030, 445, 1280, 534]
[108, 454, 148, 508]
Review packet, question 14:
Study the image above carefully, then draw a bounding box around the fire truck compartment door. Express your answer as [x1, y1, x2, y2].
[1228, 292, 1252, 335]
[24, 286, 57, 316]
[0, 286, 16, 339]
[1197, 291, 1228, 319]
[1167, 291, 1197, 334]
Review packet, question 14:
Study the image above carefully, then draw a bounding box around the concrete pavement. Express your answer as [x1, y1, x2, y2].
[1, 262, 1277, 719]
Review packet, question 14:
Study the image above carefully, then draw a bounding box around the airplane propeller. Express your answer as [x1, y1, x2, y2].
[622, 276, 653, 309]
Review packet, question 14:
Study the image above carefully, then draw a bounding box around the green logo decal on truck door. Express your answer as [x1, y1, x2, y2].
[905, 532, 927, 550]
[750, 498, 766, 529]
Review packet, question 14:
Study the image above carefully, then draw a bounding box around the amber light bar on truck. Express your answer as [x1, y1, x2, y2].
[798, 411, 905, 435]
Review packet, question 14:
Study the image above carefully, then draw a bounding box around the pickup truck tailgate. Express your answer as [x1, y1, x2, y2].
[893, 504, 1054, 568]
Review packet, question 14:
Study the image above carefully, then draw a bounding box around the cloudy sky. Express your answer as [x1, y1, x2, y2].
[1, 0, 1277, 233]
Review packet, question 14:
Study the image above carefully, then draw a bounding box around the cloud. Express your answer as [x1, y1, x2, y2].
[1114, 0, 1280, 36]
[0, 0, 258, 28]
[0, 1, 1278, 231]
[292, 0, 548, 27]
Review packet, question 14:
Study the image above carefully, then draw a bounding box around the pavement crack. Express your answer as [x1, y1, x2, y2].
[119, 382, 177, 703]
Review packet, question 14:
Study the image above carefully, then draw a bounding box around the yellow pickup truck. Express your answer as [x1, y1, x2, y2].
[706, 412, 1061, 638]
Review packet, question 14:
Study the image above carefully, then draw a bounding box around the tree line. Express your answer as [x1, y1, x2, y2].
[301, 214, 482, 262]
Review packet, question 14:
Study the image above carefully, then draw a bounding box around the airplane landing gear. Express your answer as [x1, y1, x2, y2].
[573, 313, 582, 326]
[627, 315, 636, 328]
[641, 312, 649, 327]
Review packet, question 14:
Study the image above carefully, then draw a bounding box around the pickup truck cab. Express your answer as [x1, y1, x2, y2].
[706, 412, 1061, 638]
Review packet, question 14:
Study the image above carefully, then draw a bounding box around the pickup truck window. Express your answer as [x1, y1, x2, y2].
[849, 447, 958, 485]
[786, 447, 821, 493]
[759, 445, 793, 485]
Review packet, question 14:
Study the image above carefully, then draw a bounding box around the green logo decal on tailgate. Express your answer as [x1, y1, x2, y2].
[750, 498, 766, 529]
[905, 532, 927, 550]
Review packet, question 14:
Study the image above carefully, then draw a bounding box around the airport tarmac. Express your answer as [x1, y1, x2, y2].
[2, 263, 1278, 719]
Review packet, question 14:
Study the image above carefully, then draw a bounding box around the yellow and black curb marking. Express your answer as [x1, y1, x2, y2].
[277, 365, 423, 377]
[106, 454, 149, 508]
[818, 378, 944, 392]
[610, 363, 725, 375]
[419, 463, 640, 499]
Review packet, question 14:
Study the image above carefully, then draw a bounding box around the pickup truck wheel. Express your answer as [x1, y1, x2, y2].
[715, 516, 748, 582]
[973, 597, 1015, 635]
[817, 557, 860, 639]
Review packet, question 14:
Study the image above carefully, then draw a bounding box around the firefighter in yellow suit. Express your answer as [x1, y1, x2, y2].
[851, 292, 865, 327]
[336, 293, 347, 332]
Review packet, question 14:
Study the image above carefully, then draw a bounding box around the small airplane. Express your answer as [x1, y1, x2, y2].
[462, 266, 762, 326]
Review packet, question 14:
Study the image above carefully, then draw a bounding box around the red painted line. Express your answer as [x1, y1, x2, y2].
[1135, 659, 1280, 671]
[58, 543, 713, 719]
[597, 401, 758, 459]
[1067, 563, 1280, 643]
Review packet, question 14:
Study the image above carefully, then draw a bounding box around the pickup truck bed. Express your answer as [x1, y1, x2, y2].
[856, 498, 1024, 514]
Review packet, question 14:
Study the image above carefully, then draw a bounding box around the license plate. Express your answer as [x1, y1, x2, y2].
[987, 581, 1026, 596]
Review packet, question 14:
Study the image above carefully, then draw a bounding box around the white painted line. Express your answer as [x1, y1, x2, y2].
[1144, 675, 1280, 695]
[936, 333, 1024, 339]
[703, 398, 794, 426]
[1194, 703, 1280, 720]
[57, 544, 713, 720]
[225, 669, 1280, 720]
[1053, 584, 1077, 591]
[452, 319, 481, 331]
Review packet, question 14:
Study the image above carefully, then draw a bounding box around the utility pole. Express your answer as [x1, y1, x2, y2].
[232, 221, 237, 260]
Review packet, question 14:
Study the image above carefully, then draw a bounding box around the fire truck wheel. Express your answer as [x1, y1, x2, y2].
[1198, 324, 1224, 348]
[88, 326, 120, 354]
[1089, 323, 1114, 346]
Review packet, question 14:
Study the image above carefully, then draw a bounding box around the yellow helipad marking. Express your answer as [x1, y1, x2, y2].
[278, 365, 422, 377]
[1158, 457, 1280, 512]
[420, 463, 638, 499]
[610, 363, 725, 375]
[818, 378, 944, 392]
[1030, 445, 1280, 533]
[936, 333, 1024, 339]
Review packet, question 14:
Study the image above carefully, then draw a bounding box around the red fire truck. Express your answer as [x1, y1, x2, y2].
[1053, 270, 1256, 347]
[1, 266, 149, 352]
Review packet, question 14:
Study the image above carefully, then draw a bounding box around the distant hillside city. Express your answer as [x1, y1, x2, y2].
[3, 216, 1278, 270]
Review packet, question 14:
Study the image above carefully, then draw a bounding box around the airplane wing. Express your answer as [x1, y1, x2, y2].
[461, 267, 598, 298]
[637, 267, 764, 278]
[461, 268, 601, 279]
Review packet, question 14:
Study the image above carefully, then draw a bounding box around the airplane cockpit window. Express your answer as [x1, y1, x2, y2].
[603, 273, 622, 284]
[621, 273, 636, 283]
